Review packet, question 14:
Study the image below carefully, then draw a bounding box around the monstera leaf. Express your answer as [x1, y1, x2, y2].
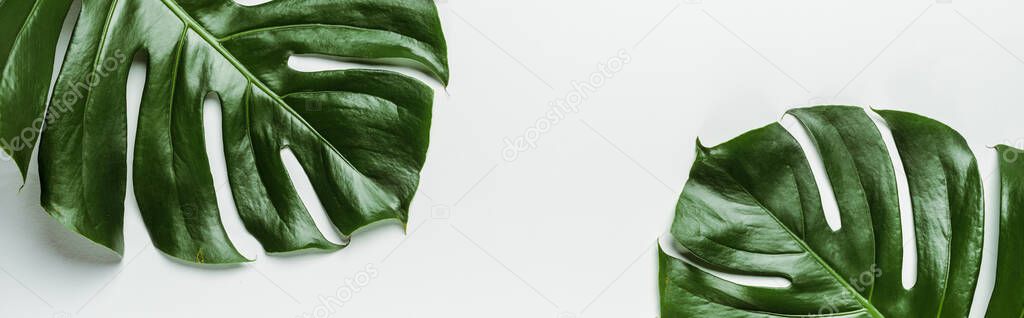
[0, 0, 448, 264]
[660, 106, 1024, 317]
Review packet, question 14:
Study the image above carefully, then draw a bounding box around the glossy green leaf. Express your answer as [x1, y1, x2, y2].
[0, 0, 448, 264]
[660, 106, 995, 317]
[987, 145, 1024, 317]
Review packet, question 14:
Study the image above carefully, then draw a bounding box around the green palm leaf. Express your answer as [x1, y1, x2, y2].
[0, 0, 448, 264]
[659, 106, 1024, 317]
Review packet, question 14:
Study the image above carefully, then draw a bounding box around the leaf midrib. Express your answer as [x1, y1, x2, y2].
[157, 0, 369, 178]
[707, 159, 885, 318]
[159, 0, 302, 124]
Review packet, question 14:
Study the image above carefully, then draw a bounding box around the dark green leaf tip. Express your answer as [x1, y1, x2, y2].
[694, 138, 710, 160]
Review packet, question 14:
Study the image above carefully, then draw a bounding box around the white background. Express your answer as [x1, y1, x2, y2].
[3, 0, 1024, 317]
